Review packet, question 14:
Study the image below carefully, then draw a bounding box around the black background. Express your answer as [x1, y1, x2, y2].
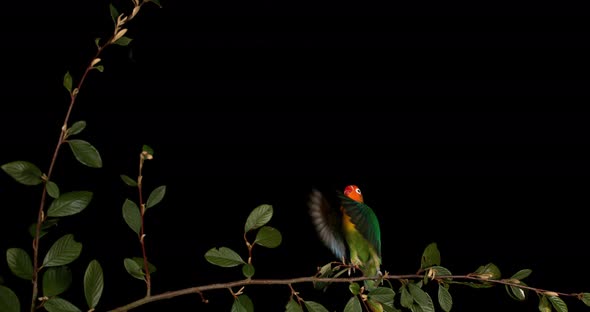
[1, 0, 590, 311]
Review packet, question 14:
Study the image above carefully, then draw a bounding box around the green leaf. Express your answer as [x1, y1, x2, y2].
[204, 247, 245, 267]
[445, 281, 494, 288]
[124, 258, 145, 280]
[242, 263, 255, 278]
[44, 297, 82, 312]
[231, 294, 254, 312]
[47, 191, 92, 217]
[122, 199, 141, 235]
[1, 161, 43, 185]
[142, 144, 154, 155]
[43, 266, 72, 297]
[46, 181, 60, 199]
[68, 139, 103, 168]
[421, 242, 441, 269]
[131, 257, 157, 274]
[63, 71, 73, 93]
[505, 284, 526, 301]
[42, 234, 83, 267]
[430, 266, 452, 278]
[582, 293, 590, 307]
[474, 263, 501, 280]
[254, 226, 282, 248]
[0, 285, 20, 312]
[400, 285, 413, 308]
[120, 174, 137, 187]
[344, 296, 362, 312]
[95, 65, 104, 72]
[319, 262, 333, 275]
[145, 0, 162, 7]
[511, 269, 532, 280]
[382, 303, 402, 312]
[84, 260, 103, 309]
[286, 299, 304, 312]
[6, 248, 33, 280]
[238, 295, 254, 312]
[369, 287, 395, 308]
[349, 282, 360, 295]
[437, 284, 452, 312]
[539, 295, 551, 312]
[245, 204, 273, 232]
[67, 121, 86, 137]
[146, 185, 166, 209]
[548, 295, 568, 312]
[114, 36, 133, 46]
[366, 298, 385, 312]
[94, 37, 101, 48]
[109, 3, 119, 23]
[304, 301, 330, 312]
[313, 263, 335, 290]
[410, 303, 424, 312]
[231, 298, 246, 312]
[29, 218, 60, 239]
[408, 283, 435, 312]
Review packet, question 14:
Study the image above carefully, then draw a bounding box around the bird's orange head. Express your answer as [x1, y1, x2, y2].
[343, 185, 364, 202]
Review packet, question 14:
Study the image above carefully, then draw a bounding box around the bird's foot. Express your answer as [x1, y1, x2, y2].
[347, 263, 361, 276]
[376, 270, 384, 285]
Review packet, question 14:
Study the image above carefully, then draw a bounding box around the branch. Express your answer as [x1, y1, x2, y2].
[29, 2, 149, 311]
[137, 150, 153, 296]
[107, 273, 583, 312]
[30, 24, 106, 312]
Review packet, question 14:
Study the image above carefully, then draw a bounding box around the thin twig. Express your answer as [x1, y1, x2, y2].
[29, 1, 146, 310]
[30, 38, 106, 312]
[137, 152, 151, 296]
[107, 273, 583, 312]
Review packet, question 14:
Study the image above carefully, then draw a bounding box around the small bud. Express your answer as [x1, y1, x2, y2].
[72, 88, 79, 97]
[544, 291, 559, 297]
[91, 58, 101, 67]
[427, 268, 435, 279]
[477, 273, 493, 280]
[140, 234, 146, 243]
[117, 14, 128, 26]
[113, 28, 128, 43]
[141, 151, 154, 160]
[131, 6, 140, 18]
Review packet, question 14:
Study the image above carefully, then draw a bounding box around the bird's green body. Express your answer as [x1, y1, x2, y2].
[309, 185, 382, 292]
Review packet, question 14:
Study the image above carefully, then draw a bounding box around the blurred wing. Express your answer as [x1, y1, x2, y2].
[337, 192, 382, 258]
[308, 189, 347, 261]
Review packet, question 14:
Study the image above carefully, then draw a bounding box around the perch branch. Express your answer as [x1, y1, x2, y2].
[107, 273, 582, 312]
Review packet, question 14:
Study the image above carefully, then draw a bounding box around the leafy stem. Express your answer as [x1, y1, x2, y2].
[137, 150, 153, 297]
[106, 273, 584, 312]
[28, 1, 149, 310]
[243, 232, 254, 265]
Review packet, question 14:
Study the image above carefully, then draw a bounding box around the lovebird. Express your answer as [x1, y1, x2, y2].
[308, 185, 382, 292]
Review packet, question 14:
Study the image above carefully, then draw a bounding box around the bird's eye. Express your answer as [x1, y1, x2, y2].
[356, 188, 362, 194]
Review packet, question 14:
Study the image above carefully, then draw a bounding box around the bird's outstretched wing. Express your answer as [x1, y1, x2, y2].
[308, 189, 347, 261]
[337, 192, 382, 258]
